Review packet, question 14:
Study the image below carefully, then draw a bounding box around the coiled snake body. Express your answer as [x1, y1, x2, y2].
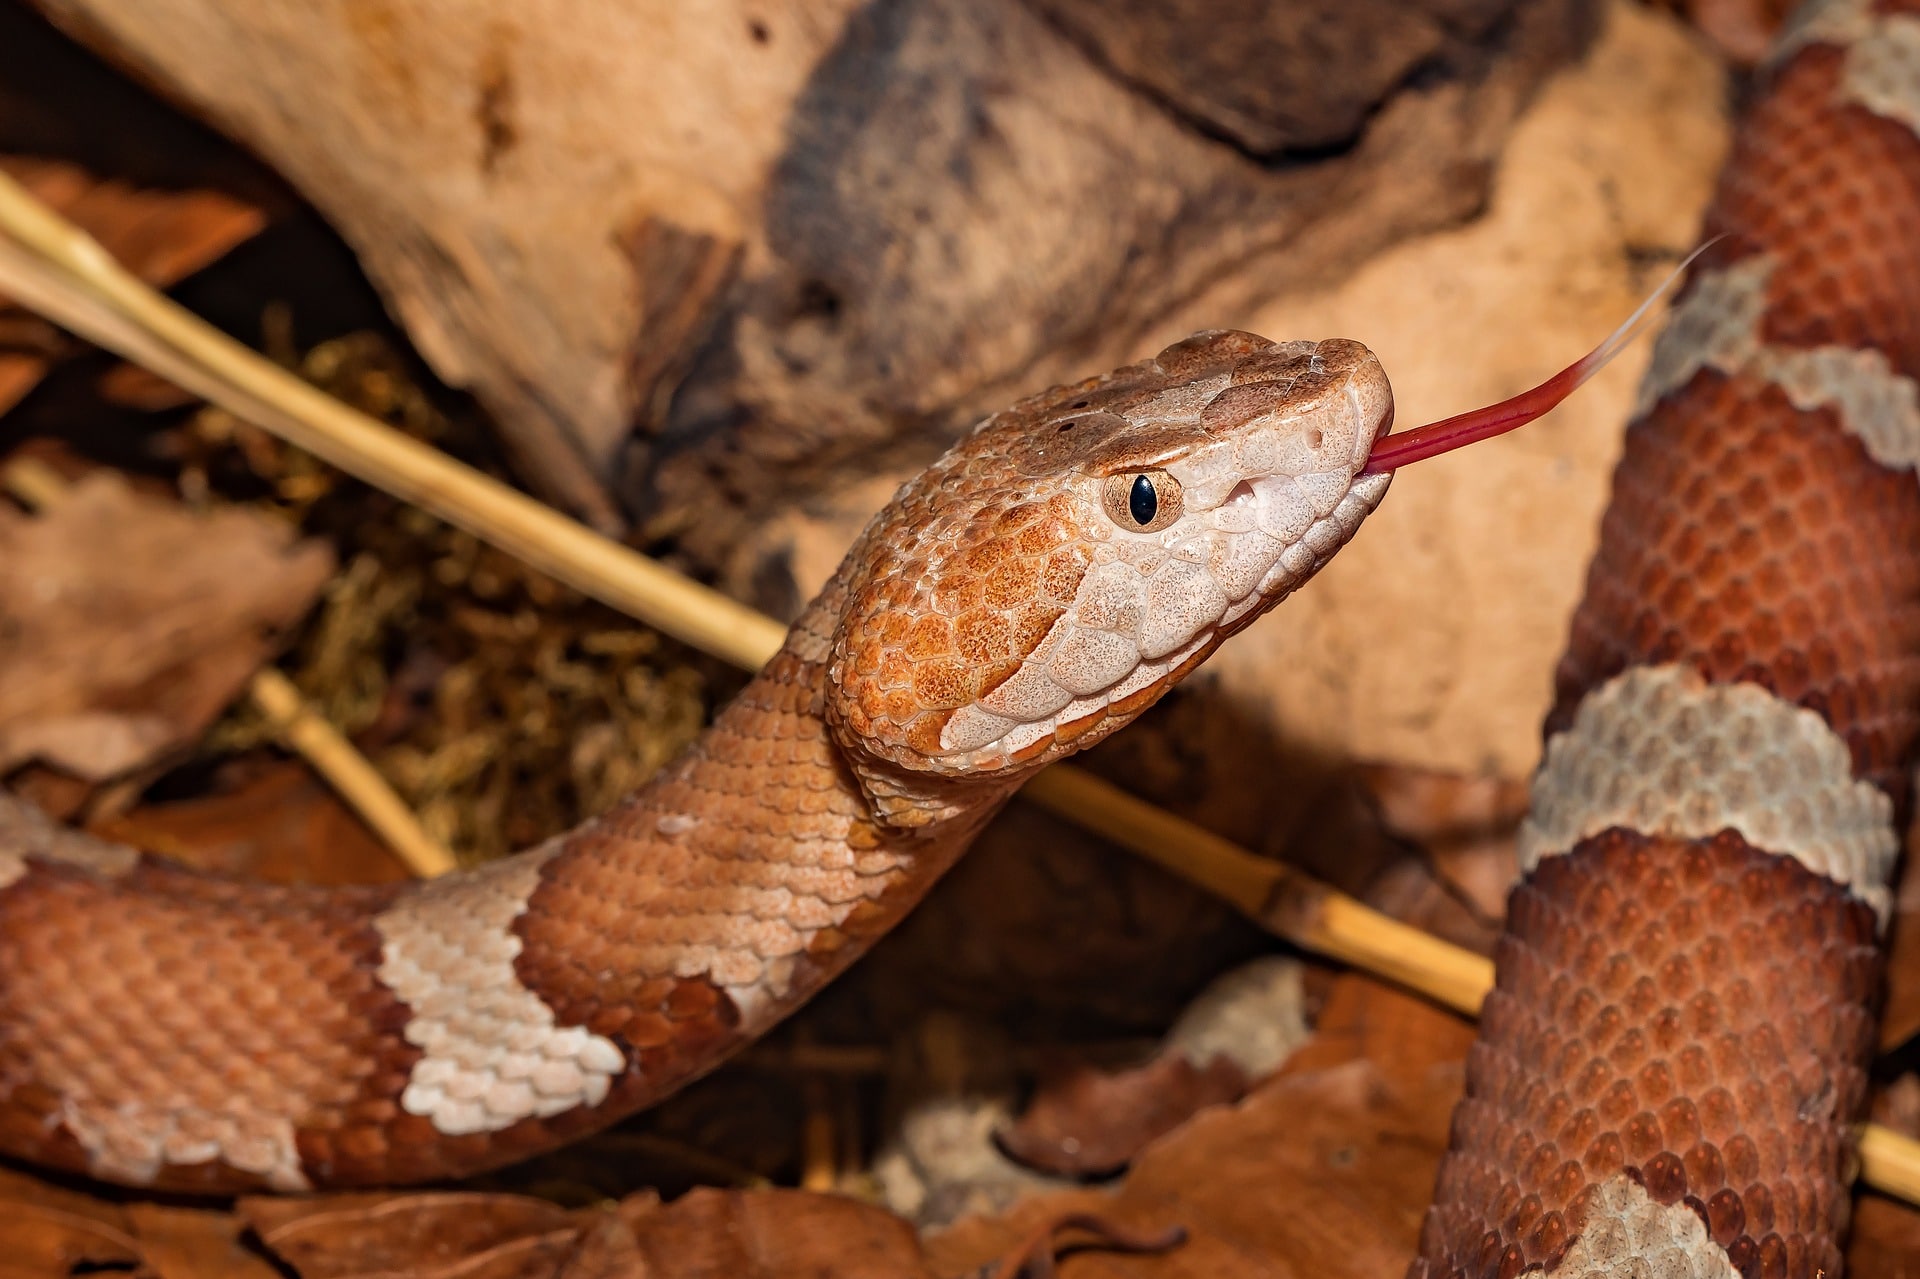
[1413, 1, 1920, 1275]
[0, 333, 1394, 1190]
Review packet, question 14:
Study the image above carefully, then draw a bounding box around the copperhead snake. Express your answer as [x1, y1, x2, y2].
[0, 326, 1396, 1189]
[0, 3, 1914, 1277]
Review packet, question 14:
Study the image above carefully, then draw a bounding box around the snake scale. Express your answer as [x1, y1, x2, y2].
[0, 3, 1914, 1276]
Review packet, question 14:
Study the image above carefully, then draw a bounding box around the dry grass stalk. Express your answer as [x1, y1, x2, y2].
[245, 667, 456, 877]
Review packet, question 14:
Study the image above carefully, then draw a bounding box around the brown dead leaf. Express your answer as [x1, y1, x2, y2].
[0, 1168, 336, 1279]
[3, 762, 96, 822]
[967, 1214, 1189, 1279]
[0, 311, 63, 424]
[1286, 966, 1478, 1096]
[98, 360, 197, 412]
[927, 973, 1472, 1278]
[1847, 1194, 1920, 1277]
[550, 1214, 647, 1279]
[241, 1187, 935, 1279]
[92, 760, 411, 886]
[623, 1187, 935, 1279]
[1874, 1074, 1920, 1140]
[1356, 764, 1531, 847]
[1879, 827, 1920, 1050]
[124, 1202, 283, 1279]
[1652, 0, 1797, 66]
[0, 1166, 141, 1278]
[996, 1054, 1249, 1179]
[1356, 763, 1528, 928]
[1289, 772, 1505, 962]
[242, 1191, 587, 1279]
[0, 1208, 141, 1279]
[0, 470, 333, 781]
[0, 156, 266, 416]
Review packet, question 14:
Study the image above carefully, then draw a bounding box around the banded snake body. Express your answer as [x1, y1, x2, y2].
[0, 3, 1915, 1277]
[1414, 0, 1920, 1274]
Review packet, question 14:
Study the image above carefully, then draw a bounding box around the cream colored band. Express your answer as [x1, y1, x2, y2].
[1637, 254, 1920, 474]
[1520, 665, 1897, 925]
[1548, 1173, 1738, 1278]
[375, 844, 628, 1137]
[1774, 0, 1920, 138]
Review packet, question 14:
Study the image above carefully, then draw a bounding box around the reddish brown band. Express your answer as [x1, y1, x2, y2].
[1412, 829, 1878, 1279]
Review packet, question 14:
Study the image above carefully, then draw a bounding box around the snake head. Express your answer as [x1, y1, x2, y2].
[827, 331, 1392, 820]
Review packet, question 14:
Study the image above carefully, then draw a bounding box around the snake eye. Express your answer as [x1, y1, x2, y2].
[1102, 469, 1183, 533]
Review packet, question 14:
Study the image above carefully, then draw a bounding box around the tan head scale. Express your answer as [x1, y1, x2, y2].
[824, 331, 1394, 826]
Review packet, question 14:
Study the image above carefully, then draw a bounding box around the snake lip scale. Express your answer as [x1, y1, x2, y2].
[0, 333, 1393, 1192]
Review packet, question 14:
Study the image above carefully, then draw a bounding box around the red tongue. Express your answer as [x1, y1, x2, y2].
[1360, 240, 1717, 475]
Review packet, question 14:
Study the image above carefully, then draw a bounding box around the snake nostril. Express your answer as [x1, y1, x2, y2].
[1306, 428, 1324, 448]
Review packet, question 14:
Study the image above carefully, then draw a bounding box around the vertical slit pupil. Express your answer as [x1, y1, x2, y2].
[1129, 474, 1157, 525]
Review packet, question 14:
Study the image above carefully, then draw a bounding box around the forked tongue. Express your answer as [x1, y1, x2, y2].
[1360, 241, 1718, 475]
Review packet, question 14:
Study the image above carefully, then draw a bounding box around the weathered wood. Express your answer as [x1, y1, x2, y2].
[28, 0, 1594, 549]
[1029, 0, 1522, 154]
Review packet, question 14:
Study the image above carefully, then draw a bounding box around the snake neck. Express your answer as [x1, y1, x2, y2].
[510, 577, 1021, 1044]
[0, 574, 1019, 1191]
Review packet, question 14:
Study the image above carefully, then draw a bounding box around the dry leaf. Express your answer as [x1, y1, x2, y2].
[1653, 0, 1798, 65]
[91, 760, 411, 886]
[0, 311, 63, 423]
[1880, 827, 1920, 1050]
[933, 1062, 1449, 1278]
[242, 1191, 588, 1279]
[965, 1213, 1188, 1279]
[1356, 764, 1531, 847]
[0, 155, 265, 416]
[123, 1202, 283, 1279]
[1287, 773, 1504, 960]
[927, 973, 1473, 1278]
[0, 1210, 141, 1279]
[1874, 1074, 1920, 1141]
[622, 1187, 934, 1279]
[241, 1188, 934, 1279]
[0, 470, 333, 781]
[1356, 762, 1529, 937]
[0, 1166, 141, 1278]
[550, 1214, 648, 1279]
[1847, 1194, 1920, 1277]
[97, 360, 197, 411]
[2, 762, 95, 821]
[996, 1054, 1249, 1179]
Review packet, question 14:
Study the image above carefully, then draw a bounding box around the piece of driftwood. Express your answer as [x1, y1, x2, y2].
[28, 0, 1594, 557]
